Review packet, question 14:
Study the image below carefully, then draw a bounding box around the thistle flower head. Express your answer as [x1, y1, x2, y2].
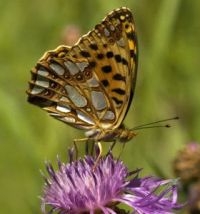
[174, 142, 200, 184]
[41, 150, 183, 214]
[174, 142, 200, 213]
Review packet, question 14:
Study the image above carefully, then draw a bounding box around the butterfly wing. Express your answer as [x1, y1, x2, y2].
[27, 7, 138, 131]
[66, 7, 138, 129]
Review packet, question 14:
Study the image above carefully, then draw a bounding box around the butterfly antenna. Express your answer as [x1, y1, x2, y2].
[132, 116, 179, 131]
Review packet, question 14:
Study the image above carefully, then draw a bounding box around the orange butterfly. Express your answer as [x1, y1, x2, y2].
[27, 7, 138, 146]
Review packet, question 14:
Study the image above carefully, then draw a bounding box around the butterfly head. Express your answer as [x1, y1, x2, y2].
[117, 125, 137, 143]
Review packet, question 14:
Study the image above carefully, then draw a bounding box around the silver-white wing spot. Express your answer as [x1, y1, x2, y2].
[35, 79, 49, 88]
[56, 104, 71, 113]
[104, 28, 110, 37]
[76, 110, 95, 125]
[76, 62, 89, 72]
[60, 117, 76, 123]
[49, 63, 65, 75]
[65, 85, 87, 107]
[87, 75, 100, 87]
[102, 110, 115, 120]
[64, 60, 79, 75]
[30, 85, 44, 95]
[117, 37, 125, 47]
[91, 91, 107, 110]
[37, 69, 49, 76]
[85, 129, 100, 138]
[60, 96, 70, 102]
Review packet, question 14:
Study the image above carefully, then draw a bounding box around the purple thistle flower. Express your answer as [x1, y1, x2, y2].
[41, 153, 183, 214]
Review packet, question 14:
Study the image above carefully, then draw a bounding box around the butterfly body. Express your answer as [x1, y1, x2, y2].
[85, 125, 136, 143]
[27, 7, 138, 144]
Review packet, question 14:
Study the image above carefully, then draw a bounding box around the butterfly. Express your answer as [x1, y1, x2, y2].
[27, 7, 138, 145]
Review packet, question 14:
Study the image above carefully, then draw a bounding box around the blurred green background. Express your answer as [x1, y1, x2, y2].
[0, 0, 199, 213]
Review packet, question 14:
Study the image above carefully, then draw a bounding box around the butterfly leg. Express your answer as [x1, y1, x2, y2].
[73, 138, 102, 170]
[92, 142, 102, 171]
[85, 139, 103, 170]
[85, 139, 96, 156]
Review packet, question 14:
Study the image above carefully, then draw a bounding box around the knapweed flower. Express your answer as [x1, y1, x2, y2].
[173, 142, 200, 212]
[41, 151, 183, 214]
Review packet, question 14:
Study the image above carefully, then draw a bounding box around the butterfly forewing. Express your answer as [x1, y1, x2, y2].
[27, 7, 138, 134]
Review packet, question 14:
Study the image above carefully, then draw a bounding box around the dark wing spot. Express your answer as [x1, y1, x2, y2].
[122, 58, 128, 65]
[106, 51, 114, 58]
[127, 31, 137, 41]
[130, 50, 135, 58]
[126, 32, 135, 40]
[125, 24, 129, 29]
[130, 49, 137, 62]
[101, 79, 109, 87]
[89, 43, 98, 50]
[112, 88, 126, 95]
[101, 65, 112, 73]
[90, 61, 96, 68]
[97, 53, 104, 59]
[80, 50, 91, 58]
[103, 44, 108, 48]
[115, 54, 122, 63]
[113, 73, 126, 82]
[27, 96, 54, 108]
[112, 97, 123, 105]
